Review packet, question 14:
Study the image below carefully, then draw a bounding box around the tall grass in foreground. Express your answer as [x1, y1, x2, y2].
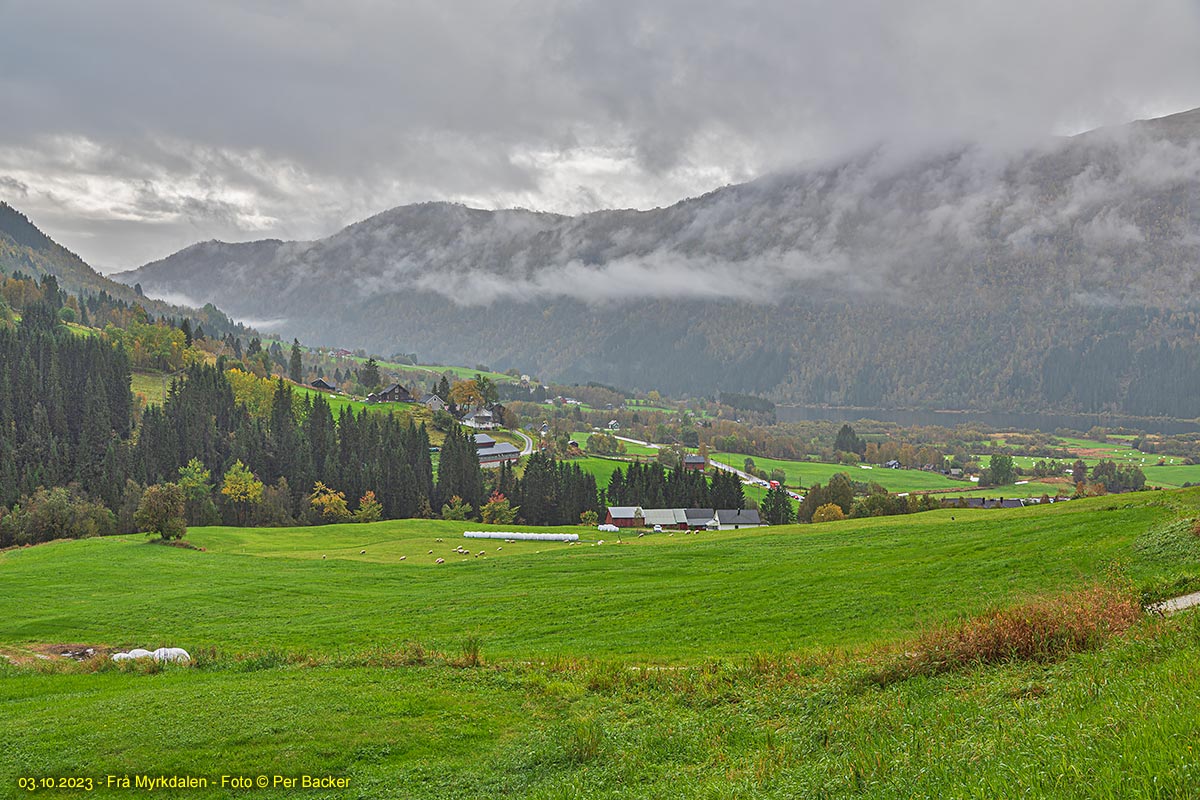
[874, 584, 1143, 684]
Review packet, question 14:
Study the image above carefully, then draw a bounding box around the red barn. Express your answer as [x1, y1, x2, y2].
[605, 506, 645, 528]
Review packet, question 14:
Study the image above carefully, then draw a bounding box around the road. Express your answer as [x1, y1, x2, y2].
[515, 429, 534, 455]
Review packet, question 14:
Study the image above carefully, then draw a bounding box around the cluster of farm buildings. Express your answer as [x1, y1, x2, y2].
[605, 506, 764, 530]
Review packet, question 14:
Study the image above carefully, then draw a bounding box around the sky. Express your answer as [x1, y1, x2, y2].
[1, 0, 1199, 271]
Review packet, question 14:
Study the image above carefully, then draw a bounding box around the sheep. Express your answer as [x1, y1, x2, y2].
[399, 556, 406, 561]
[435, 557, 445, 564]
[322, 555, 326, 559]
[428, 550, 433, 554]
[360, 550, 366, 554]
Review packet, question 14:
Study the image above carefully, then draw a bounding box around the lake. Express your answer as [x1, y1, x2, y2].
[776, 405, 1200, 436]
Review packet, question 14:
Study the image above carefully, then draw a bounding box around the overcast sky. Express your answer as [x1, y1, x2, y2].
[2, 0, 1199, 270]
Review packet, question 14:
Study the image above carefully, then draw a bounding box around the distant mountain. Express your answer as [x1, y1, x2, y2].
[0, 201, 252, 337]
[115, 108, 1200, 417]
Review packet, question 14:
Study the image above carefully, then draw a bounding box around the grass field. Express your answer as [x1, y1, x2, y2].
[566, 455, 630, 488]
[340, 354, 516, 385]
[571, 431, 659, 456]
[1142, 463, 1200, 488]
[710, 451, 967, 492]
[129, 370, 170, 404]
[5, 491, 1200, 797]
[5, 492, 1198, 659]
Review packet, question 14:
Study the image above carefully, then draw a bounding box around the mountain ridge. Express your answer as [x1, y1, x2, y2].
[113, 108, 1200, 415]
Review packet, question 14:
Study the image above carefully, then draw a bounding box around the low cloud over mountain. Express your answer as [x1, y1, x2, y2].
[114, 109, 1200, 415]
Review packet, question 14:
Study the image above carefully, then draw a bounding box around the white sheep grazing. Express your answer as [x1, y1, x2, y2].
[478, 550, 485, 556]
[428, 550, 433, 554]
[435, 557, 445, 564]
[399, 555, 406, 561]
[322, 555, 326, 559]
[360, 550, 366, 554]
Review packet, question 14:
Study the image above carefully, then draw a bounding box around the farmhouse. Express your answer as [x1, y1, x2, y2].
[607, 419, 620, 431]
[682, 454, 707, 471]
[463, 408, 497, 429]
[605, 506, 645, 528]
[634, 508, 766, 530]
[473, 433, 496, 447]
[642, 508, 689, 530]
[714, 509, 764, 530]
[367, 383, 414, 403]
[685, 508, 717, 529]
[310, 378, 338, 392]
[423, 394, 447, 412]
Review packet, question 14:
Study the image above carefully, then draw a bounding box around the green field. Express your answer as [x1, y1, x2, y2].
[567, 456, 630, 488]
[571, 430, 659, 456]
[129, 370, 170, 404]
[711, 451, 967, 492]
[340, 354, 516, 385]
[6, 491, 1200, 797]
[1143, 463, 1200, 488]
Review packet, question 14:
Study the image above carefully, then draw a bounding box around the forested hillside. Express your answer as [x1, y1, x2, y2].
[0, 202, 253, 341]
[114, 108, 1200, 416]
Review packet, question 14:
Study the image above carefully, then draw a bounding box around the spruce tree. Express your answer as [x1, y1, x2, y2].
[289, 339, 303, 383]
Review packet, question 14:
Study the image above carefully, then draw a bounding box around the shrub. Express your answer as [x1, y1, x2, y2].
[135, 483, 188, 540]
[812, 503, 846, 523]
[441, 495, 473, 521]
[308, 481, 351, 523]
[0, 486, 116, 546]
[354, 491, 383, 524]
[480, 491, 517, 525]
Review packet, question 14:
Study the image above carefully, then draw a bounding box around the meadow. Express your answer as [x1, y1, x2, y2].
[5, 490, 1200, 797]
[571, 430, 660, 456]
[709, 451, 967, 492]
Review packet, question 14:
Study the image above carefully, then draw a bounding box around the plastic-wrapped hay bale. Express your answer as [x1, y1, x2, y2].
[463, 531, 579, 542]
[151, 647, 191, 663]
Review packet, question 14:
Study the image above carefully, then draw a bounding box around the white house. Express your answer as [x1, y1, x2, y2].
[462, 408, 497, 430]
[713, 509, 764, 530]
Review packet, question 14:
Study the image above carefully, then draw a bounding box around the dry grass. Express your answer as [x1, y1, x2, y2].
[873, 584, 1143, 684]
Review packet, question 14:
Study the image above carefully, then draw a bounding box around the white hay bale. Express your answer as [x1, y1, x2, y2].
[152, 647, 191, 663]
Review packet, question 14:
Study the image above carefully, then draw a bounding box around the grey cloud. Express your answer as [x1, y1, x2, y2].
[0, 176, 29, 197]
[1, 1, 1199, 268]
